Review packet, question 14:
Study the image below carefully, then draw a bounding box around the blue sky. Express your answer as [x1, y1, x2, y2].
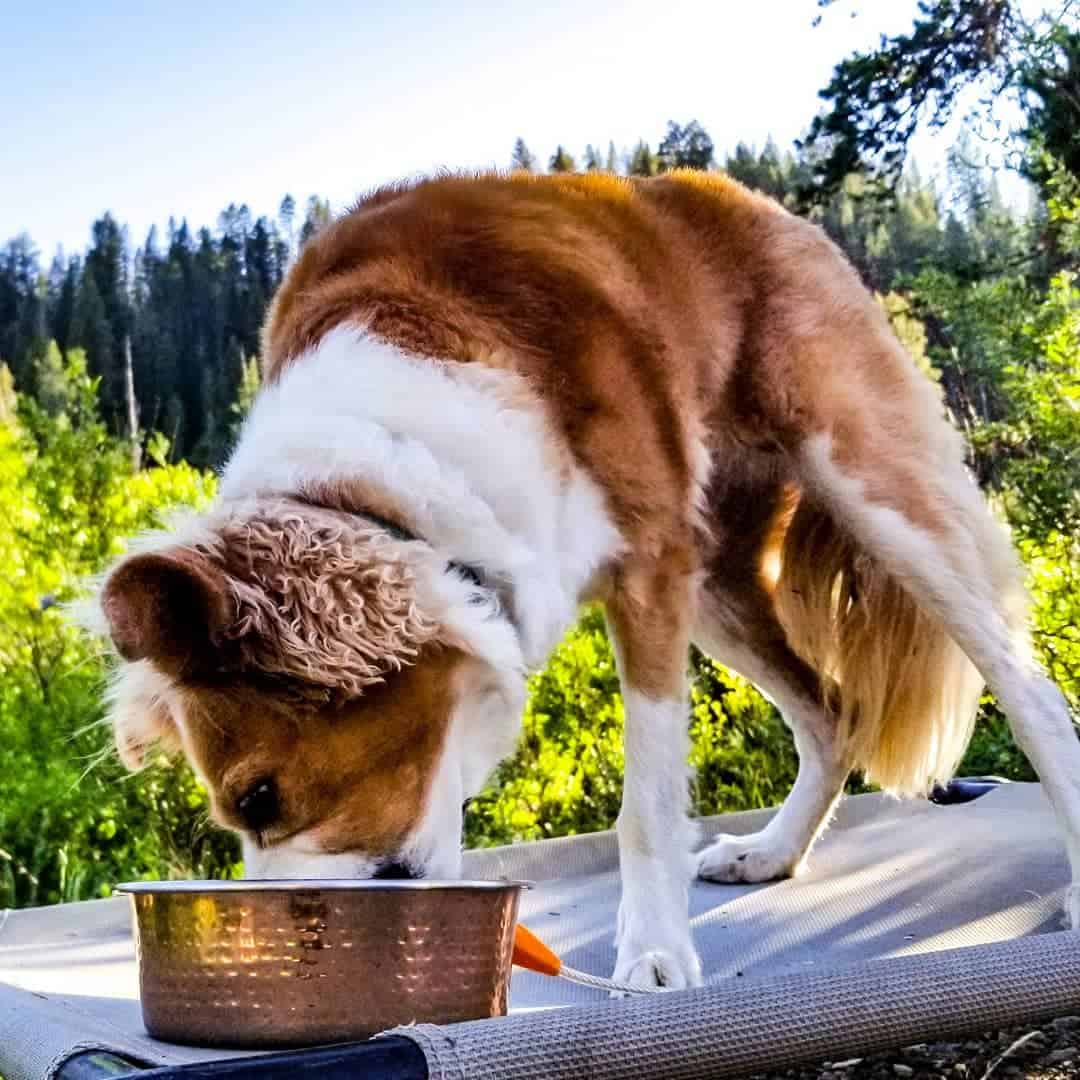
[3, 1, 955, 256]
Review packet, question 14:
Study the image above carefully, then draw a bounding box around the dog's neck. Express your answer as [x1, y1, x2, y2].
[290, 494, 522, 636]
[219, 326, 624, 669]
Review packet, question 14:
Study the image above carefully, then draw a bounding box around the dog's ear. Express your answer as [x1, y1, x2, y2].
[101, 549, 232, 677]
[99, 504, 442, 700]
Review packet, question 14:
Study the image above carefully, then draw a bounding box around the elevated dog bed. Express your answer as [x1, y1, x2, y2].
[2, 783, 1079, 1079]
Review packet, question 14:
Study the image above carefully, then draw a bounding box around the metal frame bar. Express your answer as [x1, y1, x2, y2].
[55, 1038, 428, 1080]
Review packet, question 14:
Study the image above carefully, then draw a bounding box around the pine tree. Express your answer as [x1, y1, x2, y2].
[0, 236, 45, 390]
[549, 146, 576, 173]
[725, 141, 789, 200]
[657, 120, 714, 171]
[299, 196, 331, 249]
[1021, 25, 1080, 185]
[47, 255, 78, 357]
[511, 138, 537, 173]
[278, 194, 296, 256]
[583, 144, 603, 171]
[627, 141, 658, 177]
[69, 267, 112, 402]
[605, 141, 619, 174]
[245, 218, 276, 352]
[81, 215, 131, 425]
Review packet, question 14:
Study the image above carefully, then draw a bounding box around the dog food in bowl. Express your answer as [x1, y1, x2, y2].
[118, 878, 526, 1047]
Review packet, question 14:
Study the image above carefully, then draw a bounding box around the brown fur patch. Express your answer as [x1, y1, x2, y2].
[604, 546, 698, 700]
[102, 549, 232, 676]
[174, 646, 464, 855]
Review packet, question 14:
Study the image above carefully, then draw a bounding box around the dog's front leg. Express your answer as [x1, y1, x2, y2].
[606, 554, 703, 990]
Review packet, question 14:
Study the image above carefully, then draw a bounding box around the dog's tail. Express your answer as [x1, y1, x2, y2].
[771, 495, 988, 795]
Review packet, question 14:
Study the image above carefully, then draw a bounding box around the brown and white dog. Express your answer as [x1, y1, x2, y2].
[87, 172, 1080, 989]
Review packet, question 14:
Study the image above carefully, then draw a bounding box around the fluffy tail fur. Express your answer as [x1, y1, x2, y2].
[772, 496, 987, 795]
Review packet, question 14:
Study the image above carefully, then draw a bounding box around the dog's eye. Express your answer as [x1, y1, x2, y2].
[236, 778, 280, 833]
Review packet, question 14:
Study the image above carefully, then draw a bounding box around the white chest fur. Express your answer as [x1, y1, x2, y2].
[220, 328, 624, 668]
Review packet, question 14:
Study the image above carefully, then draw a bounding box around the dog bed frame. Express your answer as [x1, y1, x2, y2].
[3, 782, 1079, 1079]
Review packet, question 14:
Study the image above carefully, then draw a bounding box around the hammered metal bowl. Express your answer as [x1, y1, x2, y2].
[118, 879, 526, 1048]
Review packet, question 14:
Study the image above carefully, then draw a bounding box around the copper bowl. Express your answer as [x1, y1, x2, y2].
[118, 879, 526, 1048]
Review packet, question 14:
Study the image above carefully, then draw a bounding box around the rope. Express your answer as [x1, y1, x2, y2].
[558, 964, 670, 995]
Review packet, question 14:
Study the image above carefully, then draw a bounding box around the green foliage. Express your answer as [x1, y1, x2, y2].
[804, 0, 1019, 198]
[915, 175, 1080, 773]
[464, 608, 626, 844]
[959, 701, 1038, 779]
[994, 272, 1080, 541]
[804, 1, 1078, 207]
[1020, 23, 1080, 185]
[230, 354, 262, 441]
[688, 654, 799, 816]
[0, 344, 238, 908]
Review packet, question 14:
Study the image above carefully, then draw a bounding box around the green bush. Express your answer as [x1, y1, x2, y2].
[0, 347, 240, 907]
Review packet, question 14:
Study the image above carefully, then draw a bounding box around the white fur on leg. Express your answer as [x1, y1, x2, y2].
[697, 702, 846, 884]
[614, 690, 702, 990]
[691, 617, 848, 885]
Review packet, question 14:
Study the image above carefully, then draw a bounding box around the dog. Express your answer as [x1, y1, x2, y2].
[85, 171, 1080, 989]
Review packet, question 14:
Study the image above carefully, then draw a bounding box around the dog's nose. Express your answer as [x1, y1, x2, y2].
[372, 860, 417, 880]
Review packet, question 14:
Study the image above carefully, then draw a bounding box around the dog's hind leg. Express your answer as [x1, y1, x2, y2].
[605, 547, 703, 990]
[799, 428, 1080, 927]
[695, 583, 848, 883]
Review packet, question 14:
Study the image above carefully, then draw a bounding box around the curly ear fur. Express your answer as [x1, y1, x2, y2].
[214, 503, 439, 699]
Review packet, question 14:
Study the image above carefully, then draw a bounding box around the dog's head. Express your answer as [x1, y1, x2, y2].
[88, 498, 525, 880]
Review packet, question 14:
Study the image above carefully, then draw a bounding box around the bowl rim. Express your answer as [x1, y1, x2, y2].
[115, 878, 531, 894]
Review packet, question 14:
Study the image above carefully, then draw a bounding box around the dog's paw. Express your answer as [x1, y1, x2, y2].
[696, 832, 800, 884]
[1065, 883, 1080, 930]
[613, 936, 702, 992]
